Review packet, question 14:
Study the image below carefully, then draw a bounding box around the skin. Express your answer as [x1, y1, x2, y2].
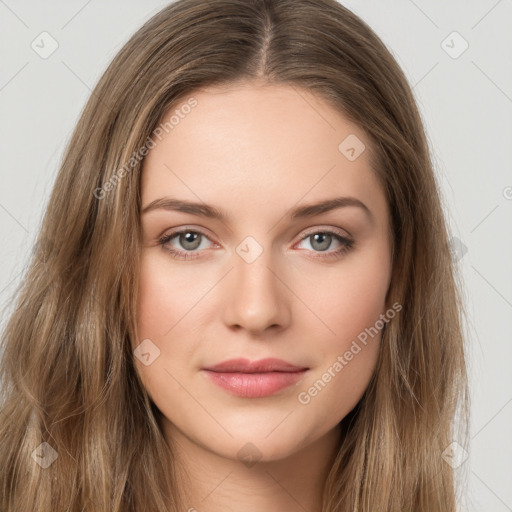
[134, 80, 393, 512]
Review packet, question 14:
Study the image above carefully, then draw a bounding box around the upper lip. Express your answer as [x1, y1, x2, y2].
[203, 358, 308, 373]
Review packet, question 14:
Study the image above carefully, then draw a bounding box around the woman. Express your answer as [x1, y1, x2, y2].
[0, 0, 469, 510]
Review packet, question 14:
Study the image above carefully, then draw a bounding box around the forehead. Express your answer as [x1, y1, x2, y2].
[141, 82, 387, 223]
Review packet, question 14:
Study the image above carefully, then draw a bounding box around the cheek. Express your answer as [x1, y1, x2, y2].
[135, 252, 205, 341]
[295, 255, 387, 423]
[134, 254, 195, 398]
[135, 259, 169, 341]
[296, 246, 390, 348]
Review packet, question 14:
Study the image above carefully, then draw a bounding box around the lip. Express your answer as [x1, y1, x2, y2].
[203, 357, 307, 373]
[202, 358, 309, 398]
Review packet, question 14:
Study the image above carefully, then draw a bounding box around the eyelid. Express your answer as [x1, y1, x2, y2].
[294, 225, 352, 242]
[159, 225, 217, 243]
[159, 224, 352, 246]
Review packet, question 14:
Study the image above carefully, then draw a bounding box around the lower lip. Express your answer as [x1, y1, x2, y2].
[202, 370, 307, 398]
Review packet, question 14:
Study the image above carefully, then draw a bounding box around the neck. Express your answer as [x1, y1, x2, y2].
[165, 422, 342, 512]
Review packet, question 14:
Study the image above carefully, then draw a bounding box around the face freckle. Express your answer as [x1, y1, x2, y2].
[134, 80, 393, 464]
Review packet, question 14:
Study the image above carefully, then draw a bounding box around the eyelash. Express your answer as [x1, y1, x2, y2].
[157, 228, 355, 261]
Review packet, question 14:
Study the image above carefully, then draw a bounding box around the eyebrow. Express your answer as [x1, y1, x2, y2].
[141, 196, 372, 222]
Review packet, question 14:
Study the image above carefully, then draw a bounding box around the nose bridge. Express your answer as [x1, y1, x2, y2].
[222, 239, 289, 332]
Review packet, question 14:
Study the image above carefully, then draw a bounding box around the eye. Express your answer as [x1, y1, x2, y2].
[158, 227, 355, 261]
[158, 228, 216, 260]
[294, 229, 354, 260]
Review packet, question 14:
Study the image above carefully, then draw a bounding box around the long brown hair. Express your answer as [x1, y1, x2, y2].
[0, 0, 470, 510]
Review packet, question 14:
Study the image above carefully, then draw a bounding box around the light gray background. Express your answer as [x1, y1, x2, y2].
[0, 1, 511, 510]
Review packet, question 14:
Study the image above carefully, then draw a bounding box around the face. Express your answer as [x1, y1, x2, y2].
[134, 80, 393, 463]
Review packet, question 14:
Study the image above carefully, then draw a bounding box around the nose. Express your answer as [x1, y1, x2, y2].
[221, 250, 291, 334]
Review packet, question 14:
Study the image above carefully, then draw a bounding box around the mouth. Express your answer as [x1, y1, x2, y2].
[201, 358, 309, 398]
